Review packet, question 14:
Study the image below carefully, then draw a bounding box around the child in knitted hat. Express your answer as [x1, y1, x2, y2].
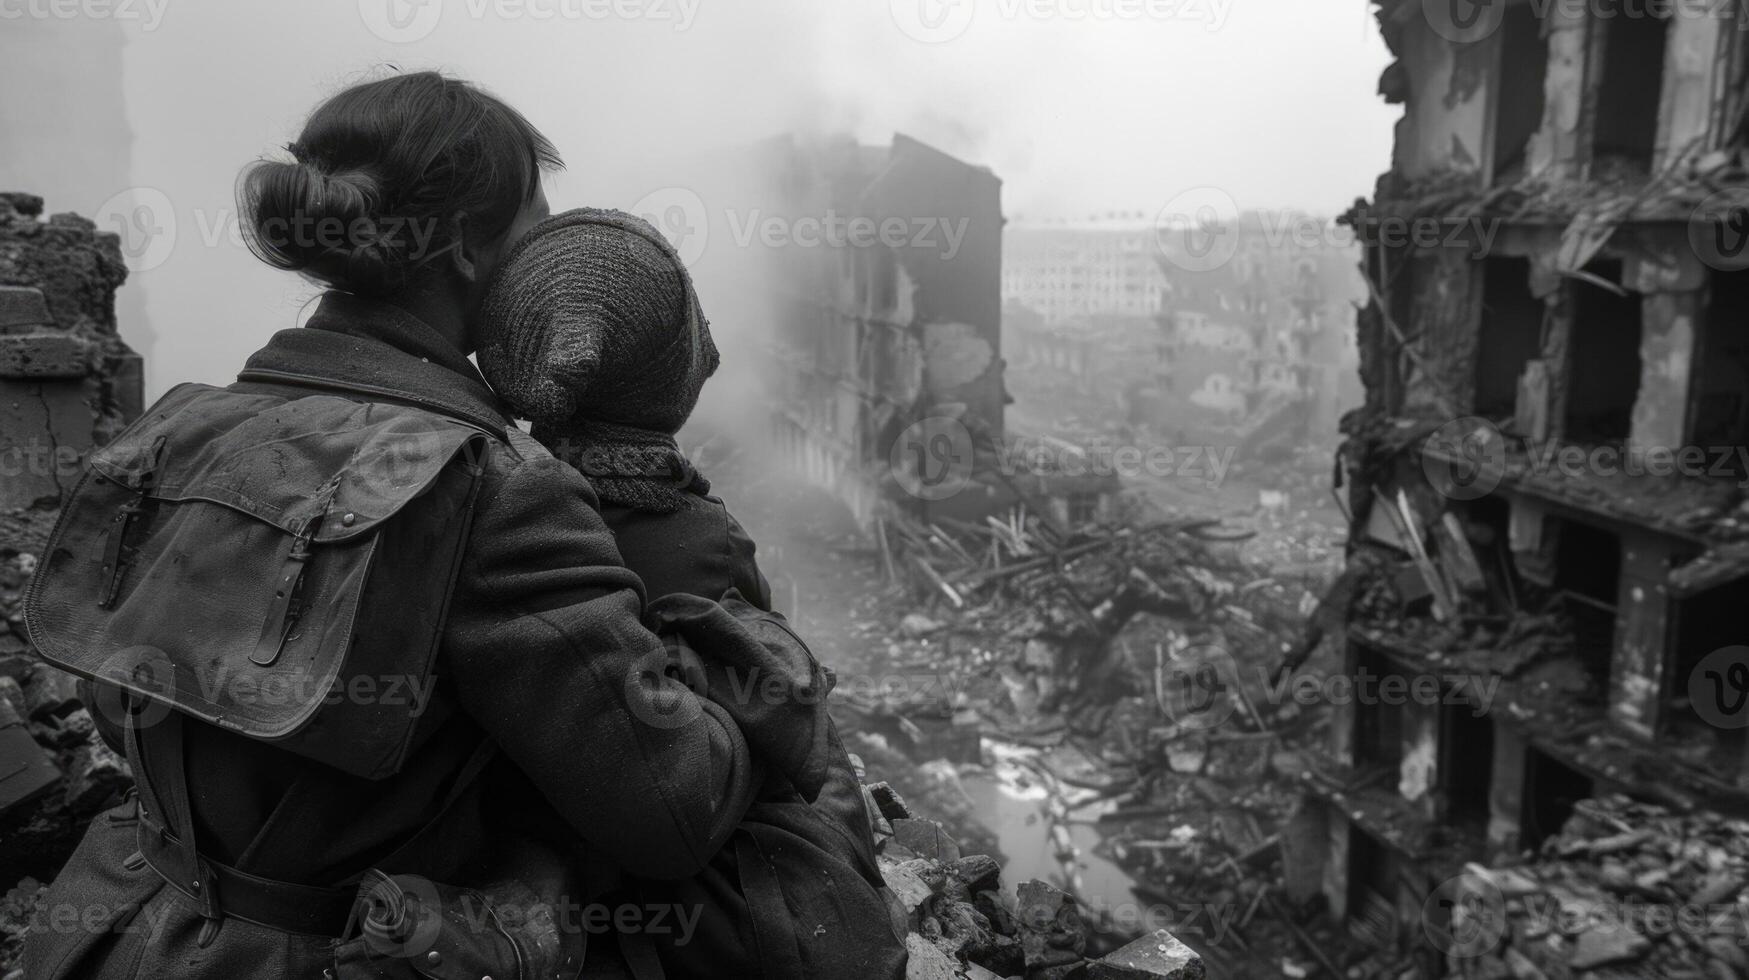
[475, 208, 903, 978]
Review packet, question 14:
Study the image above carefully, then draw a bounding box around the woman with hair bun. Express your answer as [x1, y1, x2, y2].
[23, 71, 833, 979]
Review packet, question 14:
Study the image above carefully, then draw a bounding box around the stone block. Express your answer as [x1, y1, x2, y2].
[1088, 929, 1205, 980]
[0, 722, 62, 818]
[0, 377, 100, 510]
[892, 818, 961, 863]
[0, 286, 52, 334]
[0, 333, 91, 379]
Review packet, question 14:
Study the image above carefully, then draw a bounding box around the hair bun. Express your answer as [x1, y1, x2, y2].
[240, 157, 413, 296]
[240, 72, 562, 300]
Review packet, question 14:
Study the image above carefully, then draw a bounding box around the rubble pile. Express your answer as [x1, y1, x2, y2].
[843, 509, 1353, 971]
[0, 641, 132, 975]
[1446, 795, 1749, 980]
[866, 782, 1205, 980]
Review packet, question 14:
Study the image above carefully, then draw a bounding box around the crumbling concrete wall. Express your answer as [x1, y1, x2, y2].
[0, 194, 139, 945]
[1386, 13, 1492, 181]
[0, 193, 140, 523]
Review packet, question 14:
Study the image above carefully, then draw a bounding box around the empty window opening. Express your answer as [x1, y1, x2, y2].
[1346, 829, 1400, 950]
[1690, 270, 1749, 471]
[1553, 520, 1622, 695]
[1521, 748, 1592, 850]
[1494, 2, 1548, 179]
[1554, 520, 1622, 607]
[1355, 646, 1405, 773]
[1440, 703, 1494, 828]
[1668, 573, 1749, 756]
[1593, 8, 1669, 172]
[1476, 257, 1544, 421]
[1565, 262, 1642, 444]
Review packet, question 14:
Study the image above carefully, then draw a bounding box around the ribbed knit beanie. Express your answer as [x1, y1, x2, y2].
[476, 207, 719, 433]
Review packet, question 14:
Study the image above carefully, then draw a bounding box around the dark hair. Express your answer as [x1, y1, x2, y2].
[240, 71, 562, 297]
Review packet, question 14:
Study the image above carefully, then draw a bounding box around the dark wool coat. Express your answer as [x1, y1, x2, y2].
[24, 294, 835, 980]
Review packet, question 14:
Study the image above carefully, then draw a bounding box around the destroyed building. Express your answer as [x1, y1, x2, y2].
[1148, 215, 1362, 449]
[1003, 218, 1168, 324]
[0, 193, 141, 935]
[716, 133, 1126, 531]
[1287, 0, 1749, 972]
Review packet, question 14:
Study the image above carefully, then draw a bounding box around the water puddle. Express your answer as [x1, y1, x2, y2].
[958, 742, 1140, 912]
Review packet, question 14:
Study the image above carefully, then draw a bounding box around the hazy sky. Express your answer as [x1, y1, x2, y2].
[4, 0, 1396, 394]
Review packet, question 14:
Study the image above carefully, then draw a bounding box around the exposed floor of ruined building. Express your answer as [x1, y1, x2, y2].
[695, 417, 1381, 977]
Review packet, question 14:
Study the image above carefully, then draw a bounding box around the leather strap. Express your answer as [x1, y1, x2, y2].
[126, 707, 223, 944]
[735, 832, 807, 979]
[126, 703, 500, 941]
[249, 476, 341, 668]
[136, 822, 355, 937]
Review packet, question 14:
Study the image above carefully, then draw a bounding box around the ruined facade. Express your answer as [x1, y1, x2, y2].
[1002, 219, 1167, 324]
[0, 194, 140, 922]
[1150, 216, 1362, 447]
[738, 134, 1007, 524]
[1289, 0, 1749, 970]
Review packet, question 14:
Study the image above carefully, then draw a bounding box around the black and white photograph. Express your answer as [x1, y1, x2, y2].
[3, 1, 1749, 977]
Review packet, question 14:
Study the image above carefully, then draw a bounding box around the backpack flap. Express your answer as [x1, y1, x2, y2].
[26, 384, 489, 780]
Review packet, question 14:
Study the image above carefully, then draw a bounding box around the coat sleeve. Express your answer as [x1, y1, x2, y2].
[440, 451, 756, 879]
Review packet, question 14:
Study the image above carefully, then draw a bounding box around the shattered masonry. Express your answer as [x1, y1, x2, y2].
[0, 193, 141, 973]
[1290, 2, 1749, 976]
[744, 132, 1122, 530]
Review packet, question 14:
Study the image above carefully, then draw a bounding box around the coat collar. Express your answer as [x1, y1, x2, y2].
[237, 292, 513, 438]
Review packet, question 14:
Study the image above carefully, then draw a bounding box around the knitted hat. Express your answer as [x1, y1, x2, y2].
[476, 208, 719, 433]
